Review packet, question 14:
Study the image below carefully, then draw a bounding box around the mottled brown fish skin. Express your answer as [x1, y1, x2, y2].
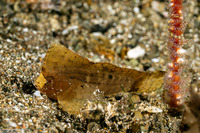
[34, 43, 165, 114]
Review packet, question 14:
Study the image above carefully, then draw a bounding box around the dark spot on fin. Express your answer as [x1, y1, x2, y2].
[108, 74, 113, 79]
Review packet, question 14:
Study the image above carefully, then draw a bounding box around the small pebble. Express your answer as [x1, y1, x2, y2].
[127, 46, 145, 59]
[146, 106, 163, 113]
[33, 90, 43, 98]
[152, 58, 159, 63]
[134, 111, 143, 120]
[9, 121, 17, 127]
[131, 95, 140, 103]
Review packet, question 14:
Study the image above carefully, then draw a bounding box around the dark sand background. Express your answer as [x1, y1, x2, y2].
[0, 0, 200, 132]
